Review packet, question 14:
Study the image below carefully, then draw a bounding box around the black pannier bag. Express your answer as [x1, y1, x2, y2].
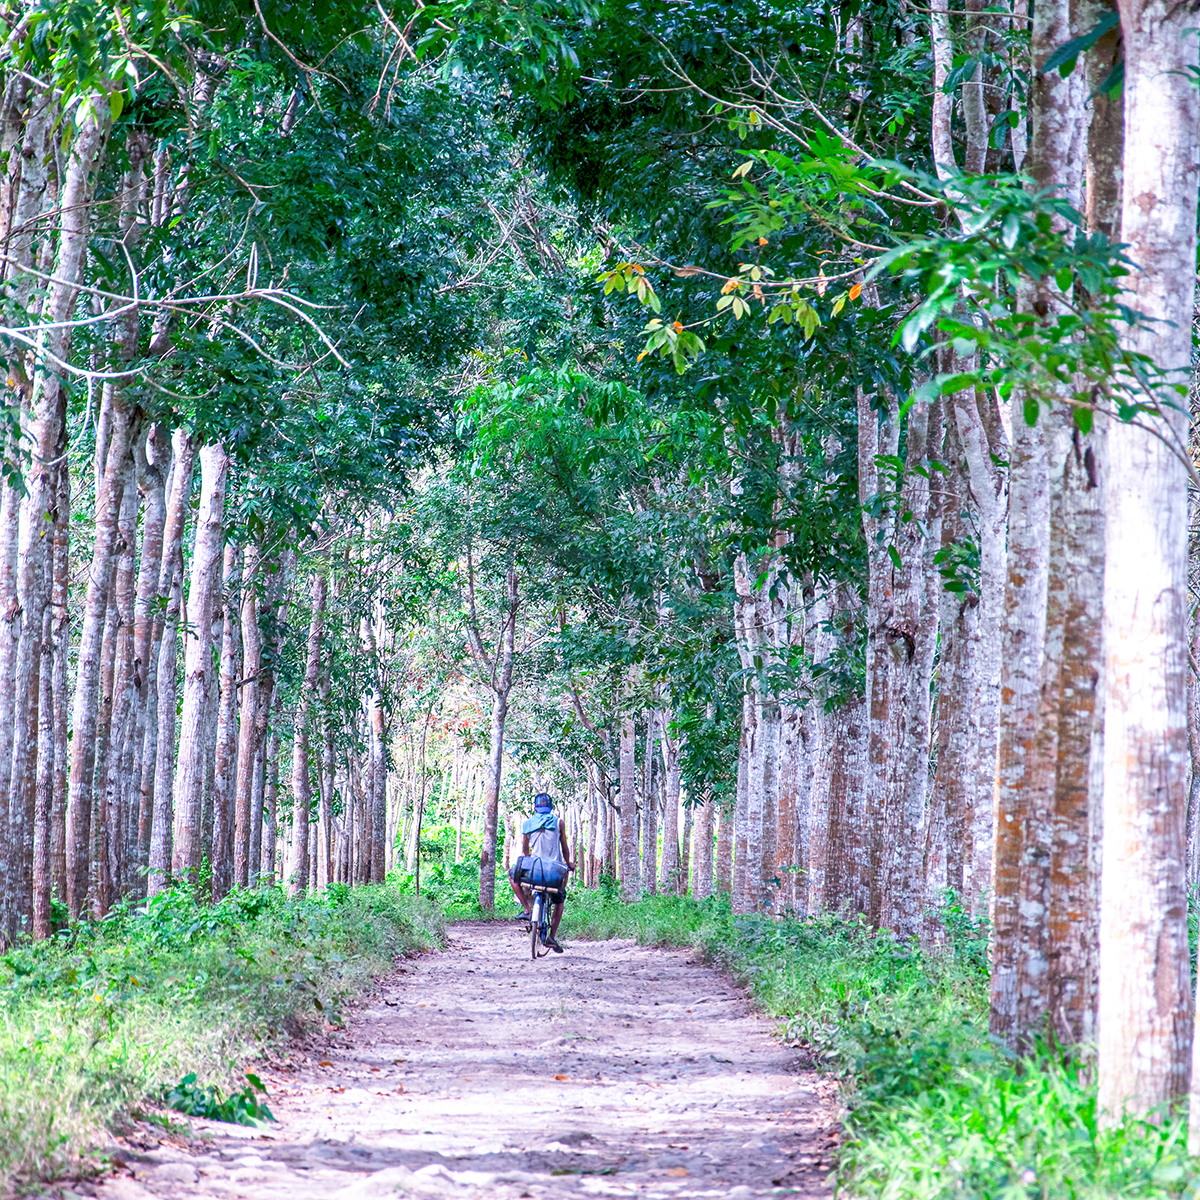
[517, 856, 567, 893]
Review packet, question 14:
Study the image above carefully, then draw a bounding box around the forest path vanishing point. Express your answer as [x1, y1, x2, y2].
[97, 924, 839, 1200]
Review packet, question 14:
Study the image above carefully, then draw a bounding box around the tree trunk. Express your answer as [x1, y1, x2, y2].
[370, 671, 387, 883]
[642, 712, 659, 895]
[860, 389, 900, 928]
[318, 671, 335, 889]
[147, 429, 196, 895]
[288, 567, 327, 896]
[659, 720, 681, 894]
[66, 401, 136, 919]
[97, 460, 139, 912]
[478, 569, 517, 910]
[618, 715, 639, 900]
[234, 546, 262, 888]
[49, 454, 69, 908]
[211, 542, 240, 900]
[693, 799, 714, 900]
[31, 499, 55, 938]
[927, 413, 979, 910]
[262, 695, 282, 886]
[1101, 0, 1198, 1126]
[990, 0, 1088, 1047]
[131, 424, 170, 895]
[172, 442, 229, 881]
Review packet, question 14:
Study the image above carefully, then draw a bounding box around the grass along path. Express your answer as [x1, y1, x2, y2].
[92, 922, 838, 1200]
[0, 884, 443, 1195]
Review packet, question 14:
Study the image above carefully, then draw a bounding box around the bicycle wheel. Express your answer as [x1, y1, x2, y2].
[530, 895, 542, 960]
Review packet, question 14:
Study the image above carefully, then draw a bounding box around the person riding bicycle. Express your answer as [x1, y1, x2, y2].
[507, 792, 573, 953]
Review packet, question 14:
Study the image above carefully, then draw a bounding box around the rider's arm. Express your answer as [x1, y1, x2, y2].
[522, 833, 531, 856]
[560, 824, 573, 871]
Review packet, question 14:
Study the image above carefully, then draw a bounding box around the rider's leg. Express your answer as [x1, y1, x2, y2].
[508, 869, 531, 915]
[549, 897, 564, 939]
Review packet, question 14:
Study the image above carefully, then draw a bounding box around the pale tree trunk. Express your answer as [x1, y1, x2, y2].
[318, 671, 334, 888]
[642, 712, 658, 895]
[1099, 0, 1198, 1128]
[778, 698, 804, 918]
[97, 461, 138, 912]
[714, 804, 733, 895]
[618, 715, 639, 900]
[875, 399, 940, 940]
[1046, 420, 1105, 1047]
[90, 489, 125, 914]
[0, 483, 25, 932]
[369, 654, 387, 882]
[289, 567, 328, 896]
[860, 389, 900, 927]
[249, 553, 291, 885]
[147, 429, 196, 895]
[692, 799, 714, 900]
[824, 699, 869, 915]
[66, 402, 136, 918]
[49, 456, 69, 907]
[954, 389, 1008, 913]
[172, 443, 229, 880]
[0, 87, 55, 936]
[659, 717, 681, 893]
[477, 569, 517, 911]
[31, 498, 55, 938]
[991, 0, 1087, 1047]
[131, 424, 170, 894]
[211, 543, 240, 900]
[927, 413, 978, 910]
[234, 545, 261, 888]
[262, 696, 283, 885]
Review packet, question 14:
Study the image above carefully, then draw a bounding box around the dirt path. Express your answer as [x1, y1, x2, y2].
[97, 924, 839, 1200]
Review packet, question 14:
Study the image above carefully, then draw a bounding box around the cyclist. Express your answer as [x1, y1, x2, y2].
[507, 792, 573, 953]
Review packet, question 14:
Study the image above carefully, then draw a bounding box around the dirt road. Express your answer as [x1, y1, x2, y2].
[98, 924, 838, 1200]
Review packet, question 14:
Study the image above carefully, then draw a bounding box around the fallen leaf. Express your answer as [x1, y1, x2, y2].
[329, 1087, 344, 1094]
[667, 1168, 689, 1177]
[396, 1083, 404, 1094]
[554, 1074, 569, 1081]
[318, 1061, 334, 1067]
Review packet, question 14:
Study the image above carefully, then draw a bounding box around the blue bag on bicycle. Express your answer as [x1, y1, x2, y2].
[526, 858, 567, 892]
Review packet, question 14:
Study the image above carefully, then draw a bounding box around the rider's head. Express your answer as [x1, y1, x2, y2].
[533, 792, 553, 813]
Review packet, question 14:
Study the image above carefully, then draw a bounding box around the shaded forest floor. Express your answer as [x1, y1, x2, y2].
[92, 924, 838, 1200]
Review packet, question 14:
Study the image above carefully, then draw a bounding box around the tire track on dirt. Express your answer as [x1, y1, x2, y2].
[97, 924, 838, 1200]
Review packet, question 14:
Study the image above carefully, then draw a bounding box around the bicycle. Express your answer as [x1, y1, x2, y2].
[529, 886, 556, 959]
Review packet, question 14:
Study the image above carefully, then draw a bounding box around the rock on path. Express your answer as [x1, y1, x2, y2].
[97, 924, 838, 1200]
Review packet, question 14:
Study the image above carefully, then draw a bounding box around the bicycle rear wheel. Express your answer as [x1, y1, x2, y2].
[530, 895, 543, 960]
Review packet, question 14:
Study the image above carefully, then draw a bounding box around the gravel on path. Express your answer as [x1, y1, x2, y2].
[95, 923, 839, 1200]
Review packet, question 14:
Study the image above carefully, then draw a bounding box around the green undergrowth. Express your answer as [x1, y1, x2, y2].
[0, 882, 443, 1194]
[562, 886, 1200, 1199]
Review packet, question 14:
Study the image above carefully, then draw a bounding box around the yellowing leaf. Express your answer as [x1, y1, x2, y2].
[721, 278, 741, 294]
[816, 268, 827, 297]
[757, 236, 768, 246]
[849, 282, 863, 301]
[672, 321, 684, 333]
[732, 160, 754, 178]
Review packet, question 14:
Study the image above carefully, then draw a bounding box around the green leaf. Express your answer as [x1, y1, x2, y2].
[887, 545, 901, 570]
[1055, 267, 1073, 292]
[1001, 212, 1020, 250]
[1040, 13, 1118, 78]
[1073, 405, 1094, 434]
[1023, 397, 1040, 426]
